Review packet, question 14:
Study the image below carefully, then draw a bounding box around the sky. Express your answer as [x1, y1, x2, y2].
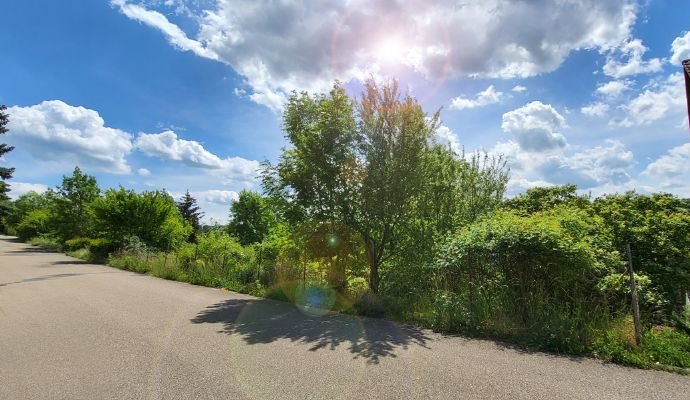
[1, 0, 689, 223]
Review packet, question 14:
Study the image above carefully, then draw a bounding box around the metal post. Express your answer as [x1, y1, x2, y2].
[626, 243, 642, 346]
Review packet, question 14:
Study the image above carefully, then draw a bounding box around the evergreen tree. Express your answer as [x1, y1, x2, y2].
[0, 105, 15, 201]
[176, 190, 203, 241]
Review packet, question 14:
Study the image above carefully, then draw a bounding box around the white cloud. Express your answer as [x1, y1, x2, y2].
[603, 38, 663, 78]
[196, 189, 239, 205]
[7, 100, 133, 174]
[6, 182, 49, 199]
[433, 125, 461, 153]
[616, 73, 685, 127]
[135, 130, 260, 184]
[642, 143, 690, 196]
[493, 139, 635, 195]
[450, 85, 503, 110]
[169, 189, 239, 224]
[501, 101, 567, 152]
[110, 0, 218, 60]
[113, 0, 637, 110]
[670, 31, 690, 65]
[581, 102, 610, 117]
[511, 85, 526, 93]
[137, 168, 151, 176]
[595, 80, 632, 99]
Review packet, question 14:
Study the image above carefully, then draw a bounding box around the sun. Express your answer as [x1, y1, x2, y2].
[373, 38, 405, 65]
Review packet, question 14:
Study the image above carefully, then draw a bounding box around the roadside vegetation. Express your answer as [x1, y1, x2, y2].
[1, 81, 689, 371]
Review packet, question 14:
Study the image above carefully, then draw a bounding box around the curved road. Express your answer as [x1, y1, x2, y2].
[1, 236, 688, 399]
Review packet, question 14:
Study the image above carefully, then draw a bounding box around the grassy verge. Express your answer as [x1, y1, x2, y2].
[24, 237, 690, 373]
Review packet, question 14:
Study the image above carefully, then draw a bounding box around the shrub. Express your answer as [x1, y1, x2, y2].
[28, 234, 62, 252]
[15, 209, 50, 240]
[593, 318, 690, 369]
[432, 208, 618, 352]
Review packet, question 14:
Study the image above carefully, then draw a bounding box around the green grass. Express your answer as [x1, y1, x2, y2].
[593, 318, 690, 370]
[28, 235, 62, 252]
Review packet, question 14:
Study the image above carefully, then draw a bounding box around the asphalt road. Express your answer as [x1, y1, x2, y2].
[1, 236, 688, 400]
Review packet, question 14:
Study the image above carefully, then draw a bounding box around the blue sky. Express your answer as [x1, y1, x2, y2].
[1, 0, 689, 222]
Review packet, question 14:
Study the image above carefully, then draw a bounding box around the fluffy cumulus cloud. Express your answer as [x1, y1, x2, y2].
[581, 102, 610, 118]
[602, 38, 663, 78]
[433, 124, 461, 153]
[501, 101, 567, 152]
[670, 31, 690, 65]
[642, 143, 690, 196]
[7, 182, 49, 199]
[7, 100, 133, 173]
[595, 80, 632, 99]
[495, 138, 635, 195]
[135, 130, 260, 184]
[511, 85, 526, 93]
[450, 85, 503, 110]
[616, 73, 685, 127]
[112, 0, 637, 110]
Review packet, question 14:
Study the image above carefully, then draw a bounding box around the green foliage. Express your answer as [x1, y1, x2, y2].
[593, 319, 690, 369]
[176, 190, 203, 241]
[15, 209, 50, 240]
[593, 192, 690, 317]
[94, 188, 191, 251]
[267, 79, 508, 293]
[0, 105, 15, 201]
[28, 234, 62, 252]
[505, 184, 590, 214]
[228, 190, 274, 245]
[50, 167, 100, 240]
[4, 192, 52, 228]
[672, 305, 690, 336]
[432, 208, 617, 352]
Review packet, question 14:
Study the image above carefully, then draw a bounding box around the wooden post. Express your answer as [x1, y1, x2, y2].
[626, 243, 642, 346]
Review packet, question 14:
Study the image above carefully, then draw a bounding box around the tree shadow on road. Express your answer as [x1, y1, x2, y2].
[0, 272, 118, 287]
[191, 297, 430, 364]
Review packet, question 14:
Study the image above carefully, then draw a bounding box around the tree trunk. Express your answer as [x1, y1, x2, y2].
[364, 237, 380, 293]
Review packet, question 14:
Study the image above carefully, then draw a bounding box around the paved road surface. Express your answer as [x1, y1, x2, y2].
[1, 236, 688, 399]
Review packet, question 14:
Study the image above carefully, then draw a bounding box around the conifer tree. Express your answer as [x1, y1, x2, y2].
[0, 105, 15, 201]
[177, 190, 203, 241]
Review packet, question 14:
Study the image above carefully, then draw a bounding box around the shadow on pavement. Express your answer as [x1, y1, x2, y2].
[0, 272, 117, 287]
[191, 297, 430, 364]
[50, 260, 91, 265]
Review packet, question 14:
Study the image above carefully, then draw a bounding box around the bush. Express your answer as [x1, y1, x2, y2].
[672, 305, 690, 336]
[432, 208, 618, 352]
[28, 234, 62, 252]
[593, 318, 690, 369]
[15, 209, 50, 240]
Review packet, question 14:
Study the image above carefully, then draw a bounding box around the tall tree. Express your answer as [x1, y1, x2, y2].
[267, 80, 508, 293]
[228, 190, 273, 246]
[177, 190, 203, 241]
[0, 105, 15, 201]
[94, 188, 190, 250]
[267, 80, 439, 293]
[50, 166, 100, 240]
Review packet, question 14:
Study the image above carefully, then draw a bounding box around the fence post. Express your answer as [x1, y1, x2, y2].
[626, 243, 642, 346]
